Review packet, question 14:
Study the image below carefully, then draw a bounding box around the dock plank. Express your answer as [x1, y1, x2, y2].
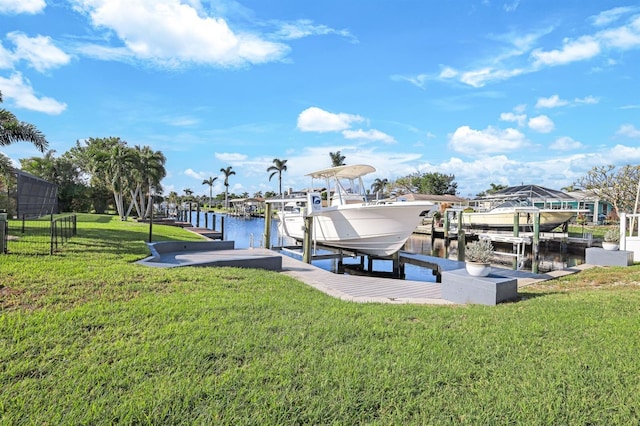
[278, 254, 448, 304]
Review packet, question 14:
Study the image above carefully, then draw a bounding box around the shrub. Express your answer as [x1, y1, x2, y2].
[604, 227, 620, 242]
[466, 238, 494, 263]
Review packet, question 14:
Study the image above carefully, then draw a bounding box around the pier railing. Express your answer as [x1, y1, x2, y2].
[620, 213, 640, 262]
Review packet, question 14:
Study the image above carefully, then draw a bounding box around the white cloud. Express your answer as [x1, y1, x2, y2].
[536, 94, 598, 108]
[528, 115, 555, 133]
[531, 36, 601, 67]
[459, 66, 525, 88]
[68, 0, 290, 68]
[390, 73, 428, 89]
[499, 112, 527, 127]
[429, 9, 640, 89]
[0, 72, 67, 114]
[439, 67, 457, 79]
[297, 107, 363, 132]
[575, 96, 599, 105]
[274, 19, 355, 42]
[7, 32, 72, 73]
[429, 147, 640, 197]
[550, 136, 583, 151]
[513, 104, 527, 114]
[0, 43, 12, 69]
[536, 94, 568, 108]
[0, 0, 45, 14]
[590, 6, 639, 27]
[215, 152, 248, 162]
[598, 16, 640, 49]
[616, 124, 640, 139]
[184, 168, 204, 180]
[503, 0, 520, 13]
[342, 129, 396, 144]
[448, 125, 528, 155]
[605, 144, 640, 162]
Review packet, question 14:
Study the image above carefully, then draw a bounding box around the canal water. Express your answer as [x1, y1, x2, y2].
[190, 213, 585, 282]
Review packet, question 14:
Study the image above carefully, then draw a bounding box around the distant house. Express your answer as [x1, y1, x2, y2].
[565, 190, 615, 224]
[472, 184, 575, 209]
[471, 184, 613, 225]
[229, 197, 264, 216]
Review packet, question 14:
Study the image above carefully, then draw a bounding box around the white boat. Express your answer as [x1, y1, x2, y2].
[462, 200, 579, 232]
[277, 164, 435, 257]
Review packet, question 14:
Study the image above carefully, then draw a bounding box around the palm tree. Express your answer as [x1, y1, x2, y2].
[0, 152, 12, 176]
[267, 158, 288, 197]
[97, 142, 137, 220]
[167, 191, 179, 214]
[0, 91, 48, 152]
[0, 152, 13, 190]
[138, 146, 166, 218]
[371, 178, 389, 200]
[329, 151, 346, 167]
[127, 145, 166, 219]
[202, 176, 218, 207]
[220, 166, 235, 209]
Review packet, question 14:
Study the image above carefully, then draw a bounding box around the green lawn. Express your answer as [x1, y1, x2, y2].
[1, 214, 639, 424]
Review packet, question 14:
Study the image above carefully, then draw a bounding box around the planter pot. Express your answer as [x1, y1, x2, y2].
[602, 242, 619, 251]
[465, 262, 491, 277]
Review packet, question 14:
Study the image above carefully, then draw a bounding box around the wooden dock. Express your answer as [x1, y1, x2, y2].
[184, 226, 223, 240]
[278, 253, 450, 304]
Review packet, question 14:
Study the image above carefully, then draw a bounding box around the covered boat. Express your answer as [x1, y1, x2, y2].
[462, 201, 579, 232]
[464, 185, 583, 232]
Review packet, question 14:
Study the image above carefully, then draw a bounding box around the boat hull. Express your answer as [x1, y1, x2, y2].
[278, 202, 434, 257]
[462, 210, 577, 232]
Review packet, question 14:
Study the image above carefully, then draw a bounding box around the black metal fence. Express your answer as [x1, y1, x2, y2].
[1, 214, 77, 255]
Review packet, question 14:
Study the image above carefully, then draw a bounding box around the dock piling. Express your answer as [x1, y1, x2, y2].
[263, 203, 272, 249]
[532, 212, 540, 273]
[512, 213, 520, 269]
[302, 215, 313, 263]
[457, 212, 465, 262]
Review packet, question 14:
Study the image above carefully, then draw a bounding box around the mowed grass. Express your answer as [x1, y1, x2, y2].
[1, 215, 640, 424]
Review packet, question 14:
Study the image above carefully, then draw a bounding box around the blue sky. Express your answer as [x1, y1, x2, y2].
[1, 0, 639, 199]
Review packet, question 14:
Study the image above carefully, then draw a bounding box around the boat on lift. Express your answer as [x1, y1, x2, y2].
[277, 164, 435, 257]
[462, 199, 579, 232]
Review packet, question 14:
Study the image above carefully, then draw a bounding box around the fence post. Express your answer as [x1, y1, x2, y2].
[0, 211, 6, 254]
[50, 213, 55, 255]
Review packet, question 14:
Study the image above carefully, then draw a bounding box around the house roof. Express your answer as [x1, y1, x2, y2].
[476, 185, 576, 201]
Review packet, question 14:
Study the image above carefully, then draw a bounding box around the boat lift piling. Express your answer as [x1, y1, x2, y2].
[443, 210, 451, 254]
[532, 212, 540, 274]
[302, 215, 313, 263]
[512, 213, 519, 270]
[457, 212, 465, 262]
[263, 202, 272, 249]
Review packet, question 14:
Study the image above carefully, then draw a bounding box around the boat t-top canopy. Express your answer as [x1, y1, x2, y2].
[306, 164, 376, 180]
